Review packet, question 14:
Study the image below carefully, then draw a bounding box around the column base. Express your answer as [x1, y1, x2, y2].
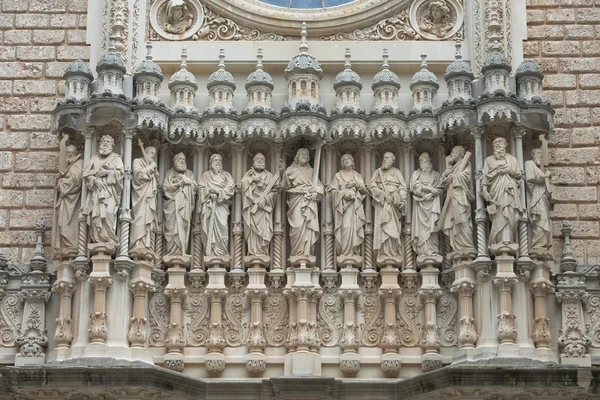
[130, 347, 154, 364]
[83, 342, 109, 358]
[47, 346, 71, 363]
[381, 352, 401, 377]
[14, 355, 45, 367]
[535, 347, 557, 362]
[246, 352, 266, 375]
[284, 349, 322, 376]
[451, 347, 477, 363]
[422, 352, 443, 372]
[497, 342, 520, 357]
[339, 352, 360, 376]
[561, 356, 592, 367]
[205, 351, 225, 374]
[164, 352, 185, 372]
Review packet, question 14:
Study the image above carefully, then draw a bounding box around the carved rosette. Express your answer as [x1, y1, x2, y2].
[497, 312, 517, 344]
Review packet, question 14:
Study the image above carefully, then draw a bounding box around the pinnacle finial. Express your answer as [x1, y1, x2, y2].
[492, 40, 501, 52]
[180, 46, 188, 70]
[256, 47, 263, 71]
[108, 38, 117, 52]
[146, 42, 153, 61]
[218, 48, 225, 70]
[382, 49, 389, 69]
[420, 53, 428, 69]
[454, 41, 462, 60]
[344, 48, 352, 70]
[299, 22, 308, 53]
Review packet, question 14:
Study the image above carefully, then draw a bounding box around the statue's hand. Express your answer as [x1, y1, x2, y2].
[424, 193, 433, 201]
[210, 193, 217, 201]
[279, 160, 286, 173]
[97, 170, 109, 177]
[385, 194, 393, 204]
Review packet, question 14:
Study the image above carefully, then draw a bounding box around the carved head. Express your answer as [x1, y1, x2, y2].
[146, 146, 157, 162]
[66, 145, 79, 161]
[173, 152, 187, 172]
[253, 152, 266, 172]
[418, 152, 433, 172]
[210, 153, 223, 173]
[531, 148, 543, 166]
[167, 0, 187, 21]
[341, 154, 355, 170]
[492, 137, 507, 159]
[382, 152, 395, 170]
[99, 135, 114, 156]
[294, 148, 310, 167]
[427, 0, 450, 24]
[450, 145, 465, 164]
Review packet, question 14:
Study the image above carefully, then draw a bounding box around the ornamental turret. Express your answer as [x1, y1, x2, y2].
[169, 46, 198, 113]
[133, 42, 164, 103]
[245, 48, 274, 114]
[444, 42, 474, 104]
[283, 22, 325, 113]
[95, 41, 126, 95]
[516, 60, 544, 102]
[207, 49, 237, 115]
[410, 54, 439, 114]
[481, 41, 511, 95]
[332, 48, 363, 115]
[371, 49, 401, 114]
[63, 59, 93, 103]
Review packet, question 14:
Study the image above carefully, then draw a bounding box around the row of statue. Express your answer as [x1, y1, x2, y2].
[54, 135, 552, 265]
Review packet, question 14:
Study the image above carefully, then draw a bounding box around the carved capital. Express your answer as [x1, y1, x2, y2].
[128, 317, 148, 347]
[88, 312, 108, 342]
[52, 281, 76, 297]
[530, 281, 554, 297]
[418, 287, 443, 303]
[493, 277, 517, 292]
[129, 281, 156, 297]
[164, 287, 187, 303]
[54, 316, 73, 347]
[378, 287, 402, 301]
[88, 276, 112, 292]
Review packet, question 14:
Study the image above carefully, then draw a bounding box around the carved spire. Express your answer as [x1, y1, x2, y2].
[344, 47, 352, 70]
[560, 221, 577, 273]
[256, 47, 264, 71]
[218, 48, 225, 70]
[180, 45, 188, 70]
[299, 22, 308, 54]
[382, 48, 389, 69]
[146, 42, 153, 61]
[30, 217, 47, 272]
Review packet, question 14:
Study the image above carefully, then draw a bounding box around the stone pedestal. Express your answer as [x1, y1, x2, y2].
[163, 255, 189, 372]
[418, 255, 443, 372]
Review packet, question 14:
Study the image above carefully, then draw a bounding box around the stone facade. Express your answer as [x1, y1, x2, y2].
[0, 0, 599, 399]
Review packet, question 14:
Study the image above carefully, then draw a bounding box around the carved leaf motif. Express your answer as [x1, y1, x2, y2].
[397, 293, 422, 347]
[1, 293, 23, 347]
[585, 295, 600, 347]
[185, 293, 209, 347]
[317, 292, 342, 347]
[360, 293, 382, 347]
[148, 292, 169, 347]
[264, 293, 288, 347]
[437, 290, 458, 347]
[223, 293, 245, 347]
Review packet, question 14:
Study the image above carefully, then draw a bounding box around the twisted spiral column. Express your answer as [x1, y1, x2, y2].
[118, 209, 131, 258]
[77, 216, 88, 259]
[233, 223, 244, 269]
[75, 127, 94, 261]
[518, 220, 529, 258]
[513, 126, 530, 259]
[154, 231, 163, 270]
[364, 224, 373, 271]
[324, 225, 334, 270]
[403, 226, 414, 271]
[273, 224, 283, 270]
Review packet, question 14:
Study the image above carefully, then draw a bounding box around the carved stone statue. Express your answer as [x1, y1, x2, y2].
[83, 135, 124, 244]
[369, 152, 407, 264]
[163, 152, 197, 256]
[281, 148, 323, 260]
[439, 146, 476, 255]
[525, 149, 552, 251]
[239, 153, 278, 258]
[328, 154, 366, 258]
[54, 145, 83, 254]
[130, 142, 159, 252]
[481, 137, 522, 252]
[419, 0, 454, 38]
[410, 152, 443, 259]
[198, 154, 235, 258]
[164, 0, 194, 35]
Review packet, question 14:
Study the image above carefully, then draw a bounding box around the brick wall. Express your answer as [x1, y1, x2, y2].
[525, 0, 600, 264]
[0, 0, 89, 263]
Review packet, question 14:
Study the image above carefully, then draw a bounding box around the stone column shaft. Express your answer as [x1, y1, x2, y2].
[117, 128, 134, 259]
[402, 146, 414, 272]
[472, 127, 488, 259]
[363, 145, 374, 271]
[271, 144, 284, 271]
[192, 147, 206, 270]
[76, 128, 94, 260]
[323, 146, 335, 270]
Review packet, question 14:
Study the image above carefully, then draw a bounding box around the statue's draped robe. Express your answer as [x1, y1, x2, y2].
[282, 164, 323, 258]
[130, 157, 158, 251]
[199, 170, 234, 257]
[482, 154, 522, 247]
[329, 170, 366, 257]
[525, 160, 551, 249]
[240, 167, 278, 257]
[439, 160, 476, 253]
[84, 152, 124, 244]
[410, 169, 443, 257]
[163, 168, 197, 256]
[54, 158, 83, 252]
[369, 167, 407, 263]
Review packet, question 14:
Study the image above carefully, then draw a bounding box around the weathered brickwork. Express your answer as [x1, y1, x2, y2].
[526, 0, 600, 264]
[0, 0, 88, 263]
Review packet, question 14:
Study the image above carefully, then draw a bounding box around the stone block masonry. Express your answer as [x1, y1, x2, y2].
[0, 0, 88, 263]
[526, 0, 600, 265]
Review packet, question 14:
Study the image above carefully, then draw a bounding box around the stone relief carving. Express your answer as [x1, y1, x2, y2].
[185, 279, 209, 347]
[411, 0, 463, 41]
[223, 275, 246, 347]
[83, 135, 124, 245]
[150, 0, 204, 40]
[148, 289, 169, 347]
[481, 137, 522, 254]
[370, 152, 407, 265]
[53, 145, 83, 257]
[0, 293, 24, 347]
[317, 275, 342, 347]
[558, 304, 591, 358]
[398, 275, 423, 347]
[163, 152, 197, 257]
[437, 290, 458, 347]
[199, 153, 234, 258]
[359, 276, 382, 347]
[264, 277, 288, 347]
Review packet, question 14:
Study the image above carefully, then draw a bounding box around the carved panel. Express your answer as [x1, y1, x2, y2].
[223, 292, 246, 347]
[437, 289, 458, 347]
[397, 292, 422, 347]
[359, 291, 382, 347]
[317, 287, 342, 347]
[148, 291, 169, 347]
[264, 291, 288, 347]
[0, 293, 24, 347]
[185, 292, 209, 346]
